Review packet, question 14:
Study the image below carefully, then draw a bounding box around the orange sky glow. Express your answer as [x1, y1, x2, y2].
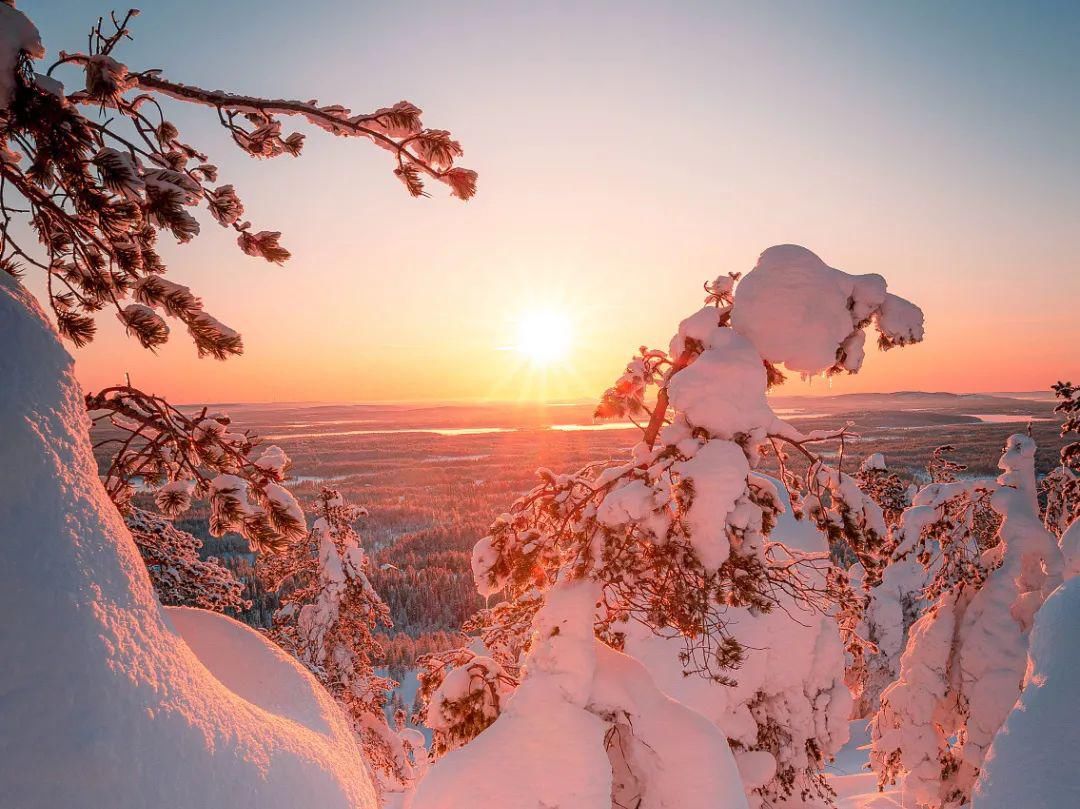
[25, 1, 1079, 405]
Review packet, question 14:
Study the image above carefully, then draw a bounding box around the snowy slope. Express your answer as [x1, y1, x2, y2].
[0, 273, 377, 809]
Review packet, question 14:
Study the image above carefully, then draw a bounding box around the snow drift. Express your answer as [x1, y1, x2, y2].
[0, 273, 377, 809]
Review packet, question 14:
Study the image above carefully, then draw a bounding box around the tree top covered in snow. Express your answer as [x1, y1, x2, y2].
[472, 245, 923, 687]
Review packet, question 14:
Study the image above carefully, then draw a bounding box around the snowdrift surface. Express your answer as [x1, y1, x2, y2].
[973, 577, 1080, 809]
[0, 273, 377, 809]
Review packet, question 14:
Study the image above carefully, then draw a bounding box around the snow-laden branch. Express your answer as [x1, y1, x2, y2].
[1, 5, 476, 354]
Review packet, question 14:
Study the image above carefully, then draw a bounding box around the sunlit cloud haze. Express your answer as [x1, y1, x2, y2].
[24, 0, 1080, 402]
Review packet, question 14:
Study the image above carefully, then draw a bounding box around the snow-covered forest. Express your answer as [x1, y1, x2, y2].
[1, 4, 1078, 809]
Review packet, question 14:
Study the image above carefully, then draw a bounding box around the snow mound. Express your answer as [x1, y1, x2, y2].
[731, 245, 923, 376]
[0, 273, 376, 809]
[165, 606, 334, 733]
[973, 577, 1080, 809]
[412, 670, 612, 809]
[414, 581, 749, 809]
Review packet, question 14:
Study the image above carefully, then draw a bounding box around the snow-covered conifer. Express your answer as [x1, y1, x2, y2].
[423, 245, 925, 808]
[844, 453, 922, 718]
[263, 488, 413, 793]
[415, 648, 518, 757]
[972, 573, 1080, 808]
[856, 453, 911, 528]
[1041, 381, 1079, 536]
[126, 507, 248, 612]
[871, 434, 1064, 808]
[927, 444, 968, 484]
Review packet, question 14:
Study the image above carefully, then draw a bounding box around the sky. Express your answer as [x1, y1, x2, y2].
[20, 0, 1080, 403]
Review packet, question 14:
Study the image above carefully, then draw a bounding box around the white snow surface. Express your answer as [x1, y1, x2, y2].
[730, 245, 923, 376]
[0, 273, 376, 809]
[972, 577, 1080, 809]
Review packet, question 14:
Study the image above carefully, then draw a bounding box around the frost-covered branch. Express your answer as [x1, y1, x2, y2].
[87, 385, 304, 553]
[0, 5, 475, 353]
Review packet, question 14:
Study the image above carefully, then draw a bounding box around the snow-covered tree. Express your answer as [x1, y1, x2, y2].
[263, 488, 413, 792]
[847, 445, 1002, 720]
[844, 453, 921, 718]
[971, 569, 1080, 808]
[415, 647, 518, 757]
[845, 554, 924, 720]
[417, 245, 925, 809]
[870, 434, 1064, 808]
[856, 453, 911, 528]
[927, 444, 968, 484]
[125, 506, 248, 612]
[1041, 381, 1079, 537]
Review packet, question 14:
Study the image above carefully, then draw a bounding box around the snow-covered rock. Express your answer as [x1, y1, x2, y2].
[0, 273, 376, 809]
[973, 577, 1080, 808]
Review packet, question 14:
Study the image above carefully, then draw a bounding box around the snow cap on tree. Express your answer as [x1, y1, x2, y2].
[730, 244, 924, 376]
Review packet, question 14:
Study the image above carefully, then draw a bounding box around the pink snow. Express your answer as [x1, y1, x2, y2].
[730, 245, 923, 376]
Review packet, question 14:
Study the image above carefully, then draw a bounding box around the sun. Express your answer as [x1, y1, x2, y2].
[515, 308, 572, 366]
